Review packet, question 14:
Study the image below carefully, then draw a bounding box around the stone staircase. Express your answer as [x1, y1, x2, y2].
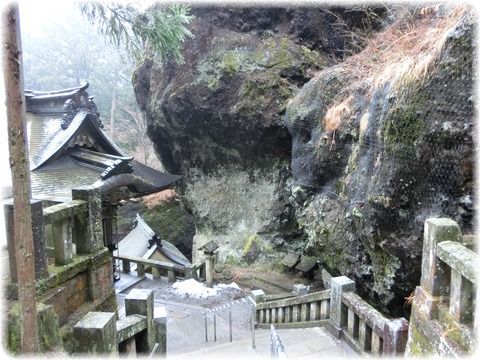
[167, 327, 358, 359]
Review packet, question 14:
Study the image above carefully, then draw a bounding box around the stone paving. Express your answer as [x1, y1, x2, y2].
[114, 273, 358, 359]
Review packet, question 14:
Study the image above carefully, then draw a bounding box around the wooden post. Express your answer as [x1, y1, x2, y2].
[2, 3, 39, 352]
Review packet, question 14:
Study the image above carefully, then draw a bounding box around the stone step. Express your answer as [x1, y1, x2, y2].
[167, 327, 359, 359]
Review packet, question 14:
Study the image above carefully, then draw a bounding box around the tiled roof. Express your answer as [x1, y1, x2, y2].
[117, 214, 191, 267]
[26, 84, 182, 201]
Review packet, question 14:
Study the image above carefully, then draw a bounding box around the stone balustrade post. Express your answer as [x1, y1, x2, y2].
[125, 288, 155, 354]
[153, 306, 167, 356]
[205, 253, 214, 287]
[417, 218, 461, 319]
[251, 289, 266, 304]
[73, 312, 117, 355]
[168, 269, 176, 283]
[383, 318, 409, 355]
[329, 276, 355, 337]
[152, 266, 161, 279]
[122, 259, 131, 273]
[52, 217, 73, 265]
[4, 199, 48, 283]
[72, 188, 103, 254]
[421, 218, 461, 296]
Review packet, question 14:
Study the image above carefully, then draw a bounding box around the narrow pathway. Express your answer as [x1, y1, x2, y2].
[115, 273, 358, 359]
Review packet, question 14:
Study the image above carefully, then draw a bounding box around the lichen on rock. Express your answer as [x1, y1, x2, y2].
[133, 4, 475, 317]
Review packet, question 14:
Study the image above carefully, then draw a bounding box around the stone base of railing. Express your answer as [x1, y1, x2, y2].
[258, 319, 330, 330]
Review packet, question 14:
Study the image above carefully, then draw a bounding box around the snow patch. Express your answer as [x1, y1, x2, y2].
[171, 279, 240, 298]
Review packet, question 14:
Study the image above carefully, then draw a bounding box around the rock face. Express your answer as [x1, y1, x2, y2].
[133, 5, 475, 316]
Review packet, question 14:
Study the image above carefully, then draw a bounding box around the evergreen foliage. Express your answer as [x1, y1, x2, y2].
[78, 2, 194, 63]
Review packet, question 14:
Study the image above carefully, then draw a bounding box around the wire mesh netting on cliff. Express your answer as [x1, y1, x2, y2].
[285, 5, 475, 235]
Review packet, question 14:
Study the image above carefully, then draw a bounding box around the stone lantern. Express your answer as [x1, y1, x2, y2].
[200, 241, 219, 288]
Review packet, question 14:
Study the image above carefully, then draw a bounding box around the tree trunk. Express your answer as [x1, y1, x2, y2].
[2, 4, 39, 353]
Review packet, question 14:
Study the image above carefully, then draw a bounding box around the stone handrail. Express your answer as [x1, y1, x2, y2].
[113, 254, 195, 282]
[256, 289, 331, 327]
[256, 276, 409, 356]
[43, 200, 88, 265]
[340, 291, 409, 355]
[73, 288, 167, 356]
[436, 240, 476, 325]
[42, 199, 87, 224]
[5, 187, 104, 280]
[406, 218, 477, 356]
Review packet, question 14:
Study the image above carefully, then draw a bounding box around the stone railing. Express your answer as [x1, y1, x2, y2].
[73, 288, 166, 356]
[406, 218, 477, 356]
[436, 241, 476, 325]
[5, 188, 117, 353]
[331, 276, 409, 356]
[42, 199, 88, 265]
[256, 289, 331, 328]
[113, 254, 197, 282]
[5, 188, 104, 279]
[256, 276, 409, 356]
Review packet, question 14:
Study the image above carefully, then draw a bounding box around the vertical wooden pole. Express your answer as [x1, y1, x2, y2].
[1, 3, 39, 353]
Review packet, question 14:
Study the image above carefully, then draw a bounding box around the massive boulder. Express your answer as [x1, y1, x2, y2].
[133, 6, 382, 262]
[133, 5, 475, 316]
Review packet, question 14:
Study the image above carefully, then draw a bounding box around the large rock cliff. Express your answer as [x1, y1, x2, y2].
[133, 5, 475, 316]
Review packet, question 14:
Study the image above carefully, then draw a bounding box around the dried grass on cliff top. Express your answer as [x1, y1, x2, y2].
[362, 4, 469, 89]
[322, 4, 471, 133]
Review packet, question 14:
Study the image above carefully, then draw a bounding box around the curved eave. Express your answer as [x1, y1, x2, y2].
[87, 171, 182, 196]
